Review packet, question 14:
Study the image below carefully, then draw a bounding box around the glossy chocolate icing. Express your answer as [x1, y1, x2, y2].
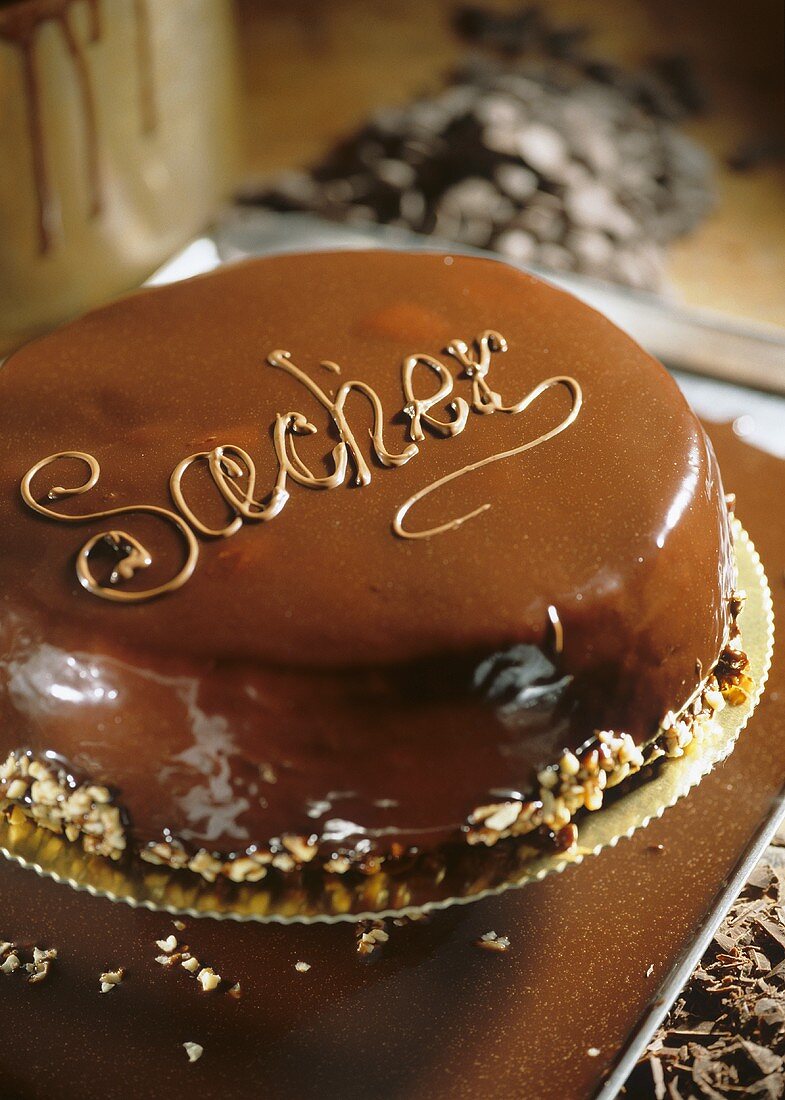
[0, 251, 734, 860]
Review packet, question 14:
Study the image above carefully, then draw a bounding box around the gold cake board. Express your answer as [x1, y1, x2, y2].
[0, 520, 773, 923]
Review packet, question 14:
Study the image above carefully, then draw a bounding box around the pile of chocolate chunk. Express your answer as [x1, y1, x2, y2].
[246, 6, 714, 291]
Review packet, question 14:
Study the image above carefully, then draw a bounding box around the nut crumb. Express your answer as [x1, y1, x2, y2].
[155, 954, 174, 967]
[6, 778, 27, 801]
[183, 1042, 203, 1064]
[484, 801, 523, 832]
[646, 964, 654, 978]
[282, 835, 318, 863]
[227, 982, 242, 999]
[1, 953, 20, 974]
[393, 913, 427, 927]
[1, 941, 57, 985]
[156, 935, 177, 953]
[12, 944, 58, 984]
[356, 920, 389, 956]
[99, 968, 124, 993]
[476, 931, 511, 953]
[295, 961, 311, 973]
[587, 1047, 600, 1058]
[325, 855, 351, 874]
[181, 956, 200, 974]
[172, 920, 186, 931]
[197, 967, 221, 991]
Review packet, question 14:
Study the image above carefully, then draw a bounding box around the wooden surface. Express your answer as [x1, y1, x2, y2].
[234, 0, 785, 327]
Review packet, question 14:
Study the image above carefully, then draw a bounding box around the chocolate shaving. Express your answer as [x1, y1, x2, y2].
[625, 843, 785, 1097]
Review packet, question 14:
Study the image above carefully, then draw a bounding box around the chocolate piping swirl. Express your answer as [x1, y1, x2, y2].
[402, 354, 470, 442]
[170, 445, 289, 537]
[20, 334, 582, 599]
[446, 330, 519, 414]
[20, 452, 198, 602]
[392, 375, 583, 540]
[267, 350, 419, 486]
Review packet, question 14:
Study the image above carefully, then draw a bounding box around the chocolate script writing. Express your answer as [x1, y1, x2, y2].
[20, 332, 582, 602]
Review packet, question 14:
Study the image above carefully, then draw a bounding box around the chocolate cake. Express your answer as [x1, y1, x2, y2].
[0, 250, 749, 894]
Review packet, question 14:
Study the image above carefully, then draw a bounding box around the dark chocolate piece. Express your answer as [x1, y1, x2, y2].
[245, 29, 714, 289]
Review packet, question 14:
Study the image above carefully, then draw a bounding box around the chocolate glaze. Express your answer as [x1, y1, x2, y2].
[0, 251, 733, 860]
[0, 423, 778, 1100]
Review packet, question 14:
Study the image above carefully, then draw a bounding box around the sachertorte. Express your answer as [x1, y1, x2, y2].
[0, 250, 749, 891]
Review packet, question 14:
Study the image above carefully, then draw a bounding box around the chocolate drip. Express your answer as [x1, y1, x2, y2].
[0, 0, 158, 254]
[132, 0, 156, 134]
[60, 0, 101, 219]
[0, 4, 59, 252]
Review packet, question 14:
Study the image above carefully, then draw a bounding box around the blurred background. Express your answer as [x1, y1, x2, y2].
[1, 0, 783, 352]
[237, 0, 785, 321]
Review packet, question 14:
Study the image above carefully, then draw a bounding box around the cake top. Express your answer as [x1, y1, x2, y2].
[0, 251, 733, 853]
[0, 251, 727, 660]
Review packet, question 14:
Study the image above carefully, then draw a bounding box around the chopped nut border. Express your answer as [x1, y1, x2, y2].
[0, 752, 124, 860]
[466, 635, 752, 851]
